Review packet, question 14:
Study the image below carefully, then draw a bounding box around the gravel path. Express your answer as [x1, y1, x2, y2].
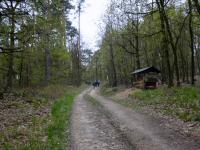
[90, 89, 200, 150]
[70, 89, 134, 150]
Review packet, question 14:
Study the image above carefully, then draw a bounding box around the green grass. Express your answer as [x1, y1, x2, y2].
[47, 94, 74, 150]
[0, 85, 83, 150]
[16, 94, 75, 150]
[100, 86, 200, 123]
[131, 87, 200, 122]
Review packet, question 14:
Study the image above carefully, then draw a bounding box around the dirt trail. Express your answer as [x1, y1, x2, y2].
[70, 89, 134, 150]
[71, 88, 200, 150]
[89, 89, 200, 150]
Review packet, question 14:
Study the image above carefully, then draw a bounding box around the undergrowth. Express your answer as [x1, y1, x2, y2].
[0, 84, 82, 150]
[47, 94, 75, 150]
[131, 87, 200, 122]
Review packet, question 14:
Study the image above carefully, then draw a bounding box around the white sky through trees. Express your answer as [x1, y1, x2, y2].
[70, 0, 108, 51]
[70, 0, 186, 51]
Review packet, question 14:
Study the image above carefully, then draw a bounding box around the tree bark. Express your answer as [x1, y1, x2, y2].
[158, 0, 180, 86]
[5, 9, 15, 91]
[193, 0, 200, 15]
[19, 53, 24, 87]
[135, 5, 140, 69]
[188, 0, 195, 85]
[156, 0, 173, 87]
[109, 31, 117, 87]
[44, 1, 51, 86]
[45, 41, 51, 85]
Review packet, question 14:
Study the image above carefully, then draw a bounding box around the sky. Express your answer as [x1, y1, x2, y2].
[70, 0, 108, 51]
[70, 0, 186, 51]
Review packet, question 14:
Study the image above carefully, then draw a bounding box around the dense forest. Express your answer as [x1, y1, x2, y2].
[1, 0, 200, 94]
[0, 0, 88, 95]
[1, 0, 200, 149]
[0, 1, 86, 149]
[87, 0, 200, 88]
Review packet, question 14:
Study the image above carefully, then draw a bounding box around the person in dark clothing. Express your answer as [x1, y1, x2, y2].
[97, 80, 100, 87]
[92, 82, 96, 88]
[92, 80, 101, 88]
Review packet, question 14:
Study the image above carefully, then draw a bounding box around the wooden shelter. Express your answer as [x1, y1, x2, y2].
[131, 67, 161, 89]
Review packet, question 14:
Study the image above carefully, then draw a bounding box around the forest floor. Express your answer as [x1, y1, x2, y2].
[71, 88, 200, 150]
[0, 85, 83, 150]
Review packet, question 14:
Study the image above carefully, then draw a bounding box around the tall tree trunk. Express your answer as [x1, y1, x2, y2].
[109, 33, 117, 87]
[135, 3, 140, 69]
[188, 0, 195, 85]
[5, 11, 15, 91]
[95, 58, 98, 80]
[45, 40, 51, 85]
[156, 0, 173, 87]
[197, 37, 200, 74]
[186, 61, 189, 83]
[6, 54, 14, 90]
[193, 0, 200, 15]
[19, 53, 24, 87]
[26, 59, 31, 87]
[197, 51, 200, 74]
[135, 33, 140, 69]
[159, 0, 180, 86]
[160, 49, 167, 84]
[77, 3, 81, 86]
[180, 48, 186, 82]
[44, 1, 51, 86]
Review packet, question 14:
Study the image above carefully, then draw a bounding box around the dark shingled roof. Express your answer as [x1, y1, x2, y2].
[131, 66, 160, 75]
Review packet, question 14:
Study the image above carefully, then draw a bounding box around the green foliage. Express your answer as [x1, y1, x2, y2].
[0, 85, 81, 150]
[87, 0, 200, 88]
[0, 0, 77, 90]
[133, 89, 165, 103]
[132, 87, 200, 122]
[47, 94, 75, 150]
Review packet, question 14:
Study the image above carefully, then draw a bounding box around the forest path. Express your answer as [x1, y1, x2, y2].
[70, 88, 200, 150]
[70, 89, 134, 150]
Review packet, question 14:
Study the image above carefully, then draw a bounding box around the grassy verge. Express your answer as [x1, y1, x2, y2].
[47, 94, 75, 150]
[100, 86, 200, 123]
[0, 85, 83, 150]
[131, 87, 200, 122]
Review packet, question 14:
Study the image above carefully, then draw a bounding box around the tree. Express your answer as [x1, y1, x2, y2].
[0, 0, 76, 94]
[89, 0, 200, 88]
[156, 0, 174, 87]
[0, 0, 30, 91]
[188, 0, 195, 85]
[193, 0, 200, 15]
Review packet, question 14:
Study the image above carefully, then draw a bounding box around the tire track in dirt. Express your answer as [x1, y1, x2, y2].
[90, 89, 200, 150]
[70, 89, 135, 150]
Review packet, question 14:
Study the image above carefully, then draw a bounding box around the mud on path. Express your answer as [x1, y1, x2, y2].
[70, 89, 134, 150]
